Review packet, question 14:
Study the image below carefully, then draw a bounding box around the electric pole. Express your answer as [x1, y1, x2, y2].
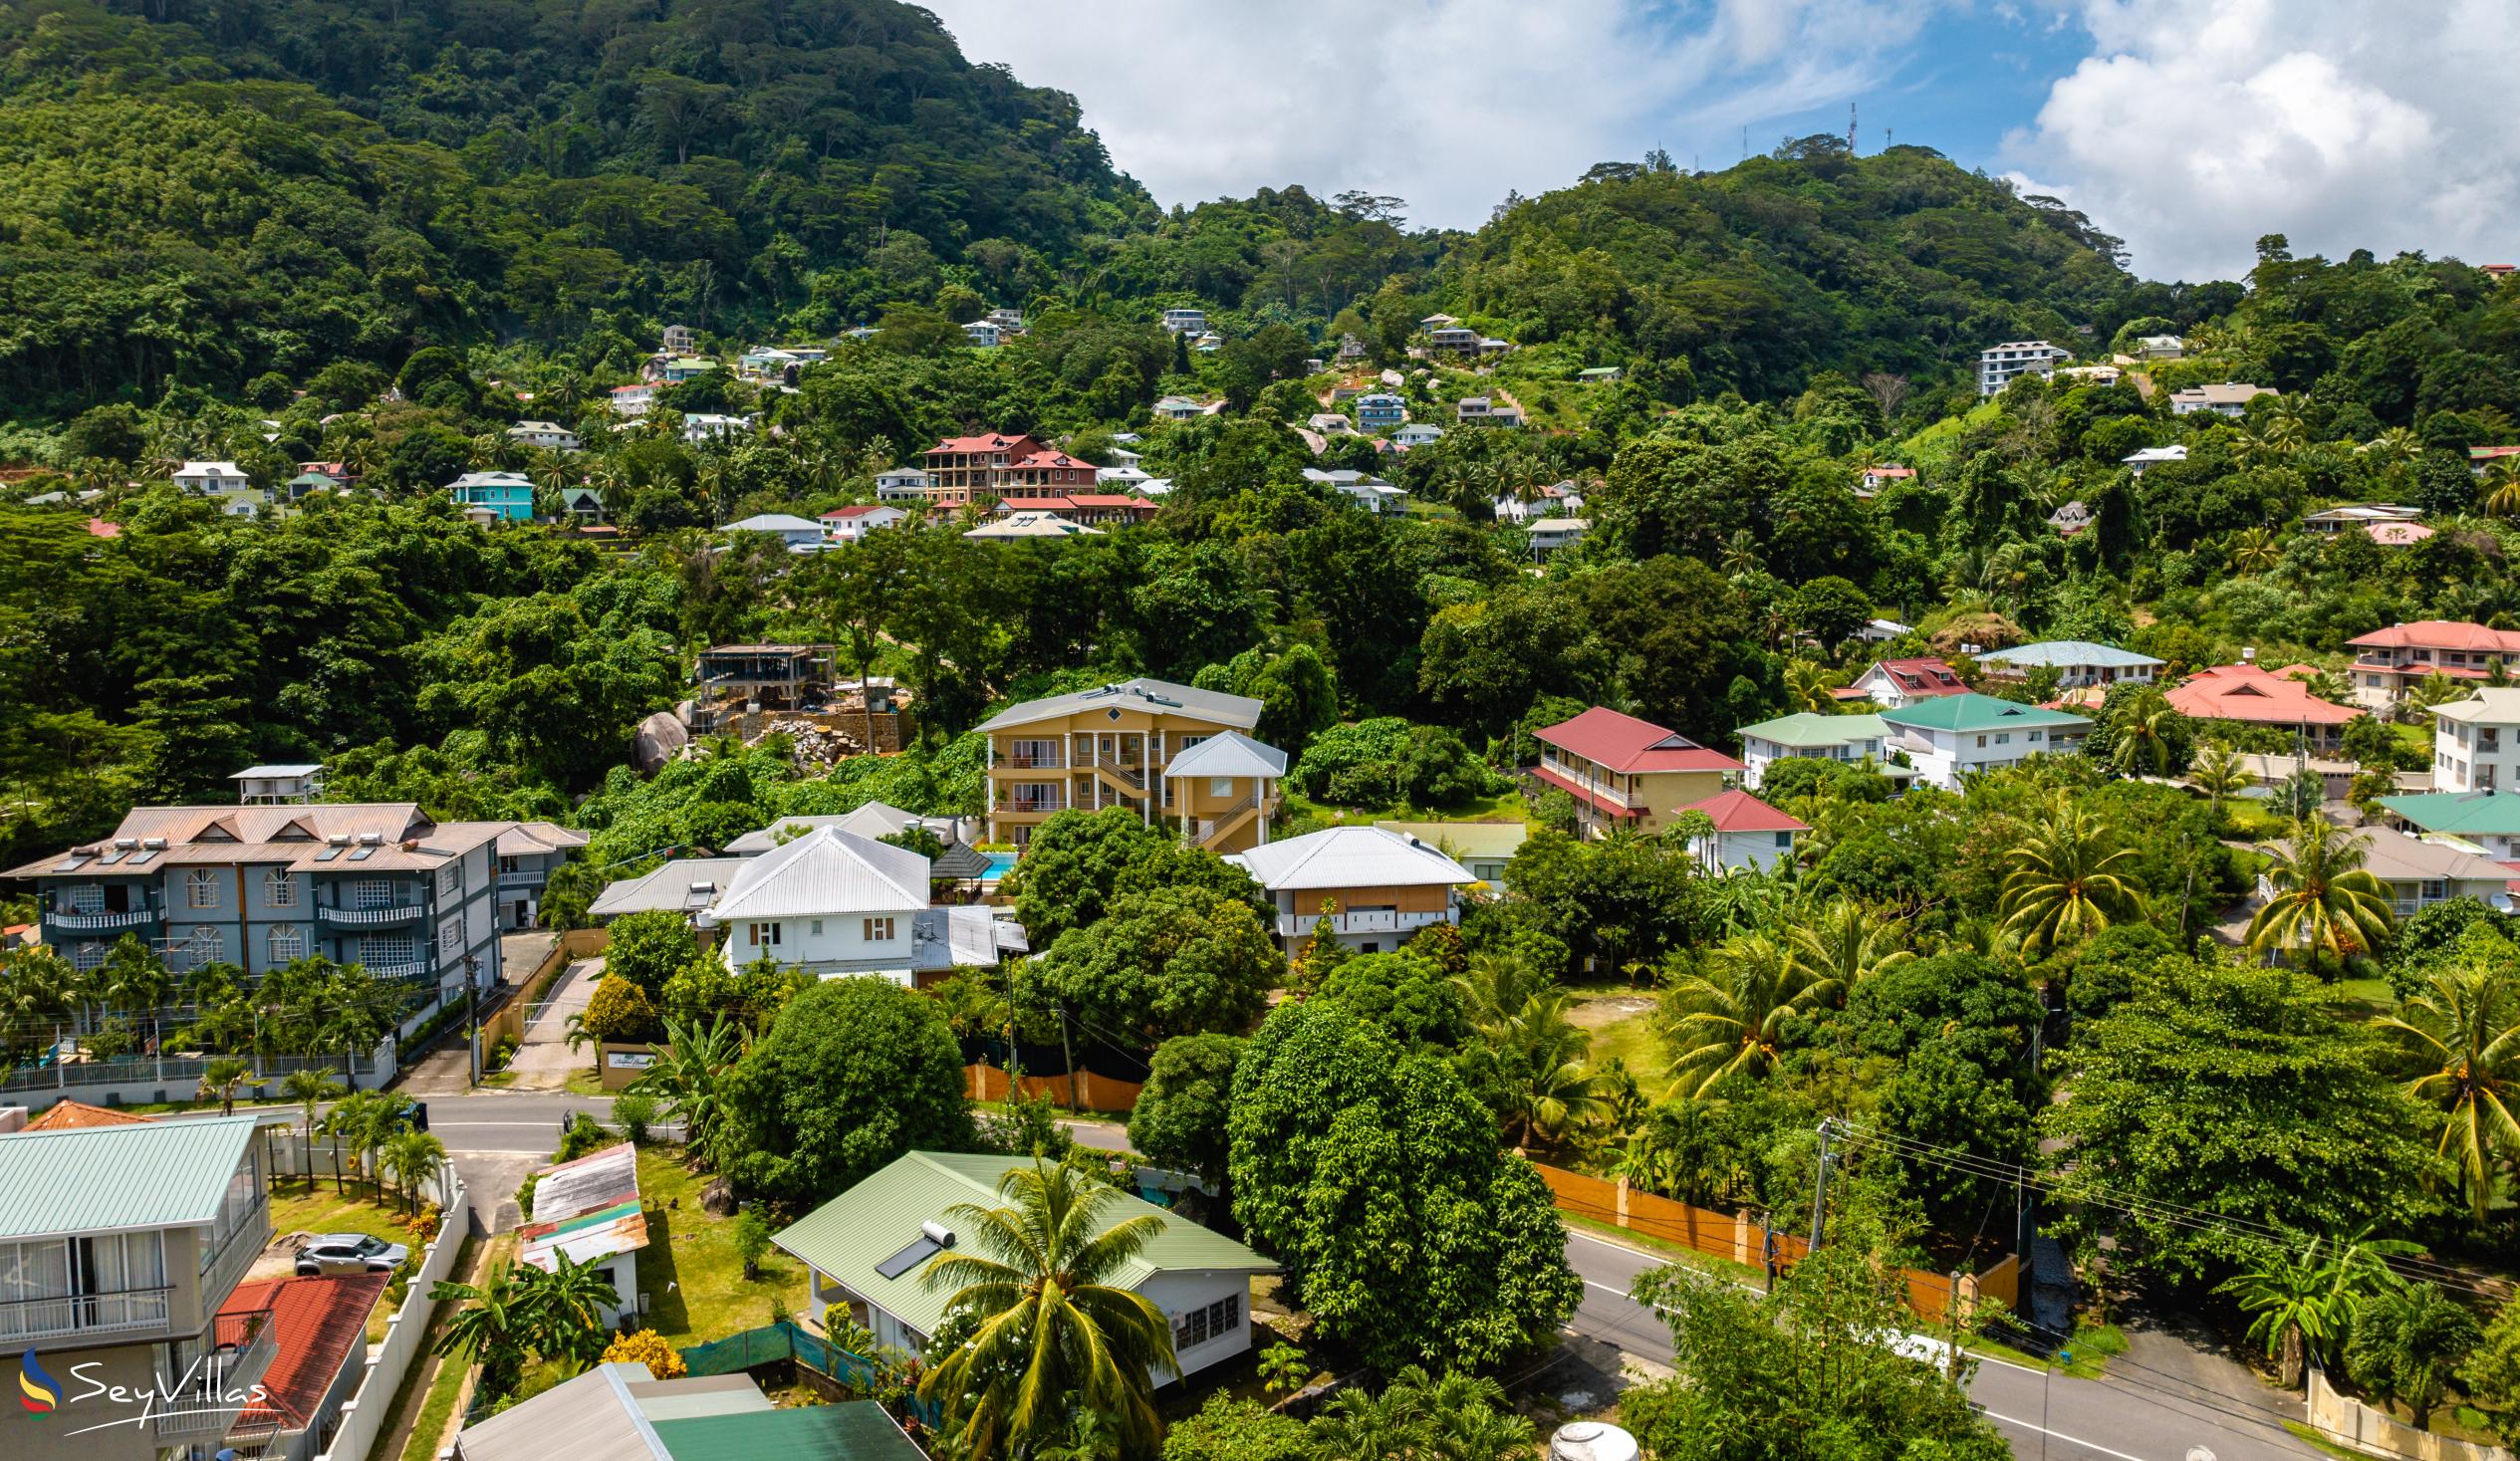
[1059, 1005, 1080, 1112]
[1808, 1118, 1835, 1251]
[1848, 103, 1858, 155]
[1946, 1269, 1966, 1379]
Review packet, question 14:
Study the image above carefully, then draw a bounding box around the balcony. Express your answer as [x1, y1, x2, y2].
[496, 869, 542, 888]
[362, 961, 431, 981]
[50, 907, 156, 931]
[995, 793, 1068, 816]
[318, 904, 423, 927]
[0, 1285, 173, 1345]
[995, 750, 1065, 770]
[155, 1305, 279, 1439]
[200, 1201, 269, 1311]
[1274, 908, 1450, 939]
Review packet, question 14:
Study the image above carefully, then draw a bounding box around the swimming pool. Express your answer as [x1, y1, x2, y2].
[979, 851, 1018, 882]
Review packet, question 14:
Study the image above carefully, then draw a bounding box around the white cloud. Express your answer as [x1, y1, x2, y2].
[918, 0, 1946, 230]
[2005, 0, 2520, 280]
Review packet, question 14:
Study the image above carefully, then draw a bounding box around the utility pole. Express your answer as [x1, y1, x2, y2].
[1945, 1269, 1966, 1379]
[1808, 1118, 1834, 1251]
[465, 954, 480, 1088]
[1059, 1005, 1080, 1112]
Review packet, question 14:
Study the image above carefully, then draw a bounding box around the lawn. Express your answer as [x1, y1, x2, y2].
[266, 1180, 426, 1342]
[629, 1144, 814, 1346]
[1277, 787, 1534, 830]
[2333, 976, 2398, 1022]
[1564, 985, 1665, 1099]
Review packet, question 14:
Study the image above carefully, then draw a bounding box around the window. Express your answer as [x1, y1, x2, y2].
[811, 919, 825, 936]
[749, 922, 782, 947]
[437, 862, 460, 897]
[1975, 735, 1988, 749]
[865, 917, 896, 942]
[1993, 733, 2011, 746]
[72, 941, 105, 972]
[498, 854, 521, 875]
[263, 869, 297, 907]
[437, 918, 462, 960]
[1774, 832, 1795, 850]
[1173, 1296, 1240, 1350]
[2421, 879, 2449, 901]
[268, 926, 305, 963]
[1210, 777, 1234, 798]
[187, 869, 220, 909]
[63, 884, 103, 914]
[353, 879, 392, 910]
[0, 1239, 73, 1341]
[360, 936, 416, 969]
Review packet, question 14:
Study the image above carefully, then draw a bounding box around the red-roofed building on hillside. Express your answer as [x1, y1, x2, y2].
[2164, 663, 2362, 751]
[999, 448, 1098, 493]
[2347, 620, 2520, 708]
[217, 1271, 389, 1457]
[917, 432, 1099, 507]
[990, 494, 1159, 528]
[1530, 706, 1743, 839]
[1840, 657, 1968, 709]
[1676, 790, 1808, 873]
[817, 504, 908, 543]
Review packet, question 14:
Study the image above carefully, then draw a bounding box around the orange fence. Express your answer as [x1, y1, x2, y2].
[1532, 1162, 2019, 1325]
[964, 1063, 1143, 1114]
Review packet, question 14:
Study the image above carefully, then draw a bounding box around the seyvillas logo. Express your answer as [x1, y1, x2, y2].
[19, 1351, 59, 1414]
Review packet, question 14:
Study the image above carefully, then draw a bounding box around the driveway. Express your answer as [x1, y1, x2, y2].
[503, 957, 604, 1091]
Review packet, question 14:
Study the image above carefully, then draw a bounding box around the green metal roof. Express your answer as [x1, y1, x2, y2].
[2379, 791, 2520, 837]
[772, 1151, 1273, 1339]
[0, 1114, 259, 1240]
[1880, 693, 2090, 734]
[1735, 711, 1893, 749]
[1372, 820, 1530, 859]
[653, 1402, 924, 1461]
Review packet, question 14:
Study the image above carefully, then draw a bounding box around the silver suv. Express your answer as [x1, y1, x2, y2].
[296, 1233, 409, 1276]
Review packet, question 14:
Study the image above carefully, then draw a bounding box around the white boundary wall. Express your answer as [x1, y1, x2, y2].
[314, 1174, 470, 1461]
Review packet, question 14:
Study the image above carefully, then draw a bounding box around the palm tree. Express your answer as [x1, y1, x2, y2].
[2216, 1232, 2409, 1388]
[2360, 426, 2425, 478]
[2112, 693, 2182, 777]
[383, 1128, 449, 1215]
[518, 1250, 619, 1373]
[1482, 991, 1613, 1145]
[321, 1090, 412, 1198]
[2225, 526, 2282, 576]
[2246, 817, 2394, 979]
[1718, 530, 1760, 578]
[430, 1262, 535, 1395]
[2188, 741, 2252, 816]
[2376, 968, 2520, 1220]
[99, 935, 171, 1046]
[279, 1068, 344, 1186]
[1786, 898, 1914, 991]
[916, 1153, 1177, 1460]
[2349, 1281, 2481, 1430]
[1783, 659, 1836, 714]
[1998, 799, 2143, 953]
[1660, 934, 1839, 1096]
[630, 1016, 746, 1166]
[196, 1057, 259, 1115]
[2482, 457, 2520, 519]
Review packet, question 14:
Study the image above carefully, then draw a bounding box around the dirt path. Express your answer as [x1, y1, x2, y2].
[365, 1231, 494, 1461]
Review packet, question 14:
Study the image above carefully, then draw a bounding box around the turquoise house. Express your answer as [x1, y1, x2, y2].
[447, 470, 537, 522]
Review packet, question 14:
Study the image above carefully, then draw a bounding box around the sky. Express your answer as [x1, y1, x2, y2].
[917, 0, 2520, 284]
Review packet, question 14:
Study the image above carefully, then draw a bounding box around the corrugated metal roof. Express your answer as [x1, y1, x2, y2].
[653, 1403, 924, 1461]
[721, 803, 926, 855]
[587, 857, 749, 919]
[455, 1364, 663, 1461]
[973, 677, 1262, 734]
[520, 1144, 647, 1271]
[0, 1115, 259, 1239]
[1162, 730, 1289, 781]
[706, 828, 928, 921]
[1226, 826, 1475, 893]
[772, 1152, 1273, 1340]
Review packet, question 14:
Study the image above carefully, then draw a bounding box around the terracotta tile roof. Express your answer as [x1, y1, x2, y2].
[2349, 620, 2520, 654]
[2164, 663, 2361, 726]
[23, 1099, 152, 1131]
[1535, 706, 1743, 774]
[220, 1272, 389, 1430]
[1677, 789, 1809, 834]
[924, 432, 1042, 455]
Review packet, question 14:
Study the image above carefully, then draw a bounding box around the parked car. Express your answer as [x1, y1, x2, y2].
[297, 1233, 408, 1276]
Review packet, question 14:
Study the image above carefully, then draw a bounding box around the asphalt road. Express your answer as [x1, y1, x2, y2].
[1564, 1230, 2318, 1461]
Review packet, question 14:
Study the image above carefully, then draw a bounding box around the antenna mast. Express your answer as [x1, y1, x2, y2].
[1848, 103, 1858, 154]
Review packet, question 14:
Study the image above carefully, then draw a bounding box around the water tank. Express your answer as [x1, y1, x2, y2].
[1551, 1422, 1639, 1461]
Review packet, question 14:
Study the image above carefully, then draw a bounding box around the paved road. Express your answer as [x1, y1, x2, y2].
[1564, 1230, 2317, 1461]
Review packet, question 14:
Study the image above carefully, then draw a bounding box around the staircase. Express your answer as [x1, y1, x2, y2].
[1194, 792, 1261, 849]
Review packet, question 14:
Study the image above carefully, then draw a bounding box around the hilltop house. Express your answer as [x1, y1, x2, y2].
[961, 320, 1002, 349]
[1859, 465, 1916, 493]
[1530, 706, 1743, 838]
[1975, 641, 2163, 690]
[2162, 663, 2360, 752]
[446, 470, 536, 522]
[874, 466, 933, 502]
[1227, 826, 1475, 956]
[1525, 518, 1589, 554]
[1392, 422, 1446, 448]
[918, 433, 1093, 507]
[964, 511, 1103, 540]
[976, 678, 1280, 852]
[2123, 445, 2187, 474]
[724, 513, 828, 552]
[1371, 821, 1527, 892]
[1355, 392, 1406, 430]
[1978, 341, 2070, 395]
[721, 802, 946, 855]
[2346, 620, 2520, 707]
[1733, 712, 1902, 790]
[173, 461, 263, 517]
[2429, 687, 2520, 793]
[2169, 382, 2279, 416]
[610, 383, 656, 417]
[681, 412, 752, 444]
[1841, 657, 1966, 709]
[1880, 694, 2091, 790]
[1160, 308, 1207, 334]
[1676, 790, 1807, 874]
[507, 420, 580, 452]
[2377, 790, 2520, 859]
[819, 504, 910, 542]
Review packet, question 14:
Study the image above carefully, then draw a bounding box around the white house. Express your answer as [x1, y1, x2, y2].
[1097, 465, 1153, 489]
[1307, 412, 1356, 436]
[694, 826, 1007, 981]
[721, 802, 943, 855]
[962, 320, 1002, 349]
[724, 513, 829, 552]
[2431, 687, 2520, 793]
[1152, 394, 1206, 421]
[2123, 444, 2186, 474]
[1979, 341, 2071, 395]
[1227, 826, 1474, 956]
[1160, 308, 1207, 335]
[1842, 658, 1966, 709]
[964, 511, 1104, 539]
[682, 412, 754, 444]
[1733, 712, 1899, 790]
[1676, 790, 1808, 873]
[875, 466, 933, 501]
[819, 504, 909, 543]
[1392, 423, 1446, 448]
[777, 1152, 1276, 1380]
[610, 382, 656, 417]
[2169, 381, 2278, 416]
[1526, 518, 1589, 554]
[2135, 335, 2184, 360]
[172, 460, 262, 516]
[1975, 640, 2163, 690]
[508, 419, 581, 452]
[1880, 693, 2092, 790]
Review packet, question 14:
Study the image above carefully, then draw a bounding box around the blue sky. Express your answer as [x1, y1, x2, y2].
[921, 1, 2520, 284]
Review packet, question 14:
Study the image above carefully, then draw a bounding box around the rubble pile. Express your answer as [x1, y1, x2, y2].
[759, 717, 865, 769]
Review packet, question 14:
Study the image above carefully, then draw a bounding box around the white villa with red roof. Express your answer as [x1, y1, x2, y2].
[1840, 657, 1967, 709]
[1529, 706, 1743, 839]
[1676, 790, 1808, 873]
[2347, 621, 2520, 708]
[818, 504, 909, 543]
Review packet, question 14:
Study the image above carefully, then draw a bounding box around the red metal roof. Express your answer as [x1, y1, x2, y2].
[819, 504, 895, 521]
[995, 495, 1077, 512]
[2348, 620, 2520, 654]
[2163, 664, 2361, 726]
[1535, 706, 1743, 773]
[1010, 448, 1093, 470]
[24, 1099, 151, 1131]
[220, 1273, 389, 1430]
[1677, 789, 1809, 834]
[85, 518, 121, 539]
[1063, 494, 1157, 510]
[1863, 658, 1966, 696]
[925, 432, 1043, 456]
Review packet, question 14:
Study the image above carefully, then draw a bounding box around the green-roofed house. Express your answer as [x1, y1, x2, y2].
[1734, 712, 1918, 791]
[453, 1361, 922, 1461]
[2377, 790, 2520, 859]
[775, 1152, 1275, 1382]
[1372, 820, 1529, 891]
[0, 1114, 272, 1461]
[1879, 693, 2092, 790]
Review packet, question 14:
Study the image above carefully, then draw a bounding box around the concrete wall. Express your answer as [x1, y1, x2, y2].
[311, 1175, 469, 1461]
[2308, 1366, 2514, 1461]
[965, 1062, 1142, 1113]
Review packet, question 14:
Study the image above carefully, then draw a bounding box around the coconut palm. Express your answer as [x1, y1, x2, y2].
[1659, 934, 1840, 1096]
[2349, 1281, 2481, 1431]
[196, 1057, 258, 1115]
[2375, 967, 2520, 1220]
[279, 1068, 344, 1184]
[2187, 740, 2252, 816]
[916, 1153, 1177, 1460]
[1787, 897, 1914, 991]
[1998, 800, 2144, 953]
[430, 1262, 535, 1394]
[1482, 991, 1614, 1145]
[1454, 952, 1550, 1029]
[1783, 658, 1837, 714]
[320, 1090, 413, 1199]
[2111, 692, 2183, 777]
[1718, 529, 1760, 578]
[2226, 526, 2281, 576]
[2482, 457, 2520, 519]
[2245, 817, 2394, 979]
[383, 1128, 449, 1215]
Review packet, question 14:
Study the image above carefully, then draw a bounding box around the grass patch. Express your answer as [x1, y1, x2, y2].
[386, 1232, 489, 1461]
[2334, 977, 2397, 1021]
[1560, 1209, 1765, 1289]
[1278, 788, 1533, 831]
[2283, 1420, 2396, 1461]
[564, 1067, 608, 1097]
[1970, 1319, 2126, 1378]
[1562, 987, 1666, 1100]
[268, 1181, 427, 1340]
[630, 1145, 813, 1345]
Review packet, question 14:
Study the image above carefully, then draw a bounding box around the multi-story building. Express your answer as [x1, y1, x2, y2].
[2346, 620, 2520, 708]
[1529, 706, 1743, 839]
[610, 383, 655, 417]
[1226, 826, 1474, 956]
[445, 470, 536, 522]
[874, 466, 933, 502]
[506, 420, 580, 452]
[695, 828, 1018, 985]
[1977, 341, 2071, 395]
[1975, 640, 2164, 691]
[977, 679, 1281, 852]
[1734, 712, 1897, 790]
[1426, 326, 1483, 356]
[917, 433, 1092, 508]
[0, 1115, 275, 1461]
[961, 320, 1002, 349]
[2429, 687, 2520, 793]
[3, 805, 505, 1020]
[1841, 657, 1966, 709]
[1355, 393, 1406, 431]
[660, 323, 696, 354]
[494, 822, 588, 930]
[1160, 308, 1207, 335]
[1880, 693, 2091, 790]
[2377, 790, 2520, 859]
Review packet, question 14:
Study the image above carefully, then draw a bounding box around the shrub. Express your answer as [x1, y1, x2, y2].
[603, 1329, 687, 1380]
[612, 1091, 658, 1145]
[515, 1171, 541, 1221]
[582, 977, 663, 1046]
[734, 1210, 771, 1280]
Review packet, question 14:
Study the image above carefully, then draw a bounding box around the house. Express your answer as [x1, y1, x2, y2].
[985, 307, 1024, 333]
[961, 320, 1002, 349]
[1879, 694, 2092, 790]
[518, 1143, 647, 1328]
[1859, 465, 1916, 493]
[1337, 334, 1370, 363]
[0, 1115, 272, 1461]
[2123, 445, 2187, 474]
[1978, 341, 2071, 395]
[1456, 396, 1523, 426]
[2162, 663, 2361, 752]
[1676, 790, 1808, 873]
[495, 821, 588, 929]
[650, 355, 716, 384]
[820, 504, 909, 543]
[1420, 313, 1461, 330]
[610, 383, 657, 417]
[1841, 658, 1967, 709]
[2469, 445, 2520, 473]
[681, 412, 753, 444]
[1530, 706, 1744, 839]
[989, 493, 1160, 529]
[2377, 790, 2520, 859]
[2169, 381, 2278, 416]
[232, 763, 326, 805]
[1734, 712, 1903, 791]
[696, 827, 1019, 983]
[977, 678, 1278, 852]
[1578, 365, 1625, 382]
[586, 858, 751, 921]
[1307, 412, 1356, 436]
[454, 1361, 922, 1461]
[1355, 392, 1406, 430]
[963, 511, 1104, 540]
[558, 485, 605, 524]
[1161, 730, 1289, 853]
[282, 469, 347, 502]
[778, 1151, 1275, 1380]
[2297, 833, 2515, 917]
[2047, 500, 2094, 537]
[1425, 326, 1483, 357]
[919, 433, 1091, 507]
[214, 1271, 390, 1461]
[508, 419, 580, 452]
[1160, 307, 1207, 334]
[1098, 464, 1155, 489]
[1525, 518, 1588, 554]
[1392, 422, 1446, 448]
[1227, 826, 1475, 956]
[4, 804, 505, 1011]
[2305, 504, 2423, 535]
[724, 513, 829, 552]
[874, 466, 933, 502]
[1371, 821, 1527, 892]
[660, 323, 696, 355]
[1494, 480, 1583, 524]
[721, 802, 943, 855]
[1339, 478, 1409, 516]
[2346, 621, 2520, 707]
[2429, 687, 2520, 793]
[1151, 394, 1207, 421]
[1858, 617, 1912, 643]
[172, 460, 263, 517]
[2052, 365, 2123, 386]
[2136, 335, 2185, 360]
[446, 469, 536, 522]
[1975, 641, 2163, 690]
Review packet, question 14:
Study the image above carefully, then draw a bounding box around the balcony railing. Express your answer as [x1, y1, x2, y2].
[50, 907, 156, 931]
[496, 870, 542, 888]
[361, 961, 430, 981]
[0, 1285, 173, 1344]
[199, 1202, 269, 1314]
[318, 904, 423, 926]
[1275, 908, 1449, 939]
[997, 750, 1065, 769]
[998, 797, 1067, 815]
[155, 1305, 279, 1438]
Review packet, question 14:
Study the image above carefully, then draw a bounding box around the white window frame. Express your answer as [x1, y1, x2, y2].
[354, 879, 392, 910]
[437, 862, 459, 897]
[268, 925, 306, 963]
[263, 869, 297, 908]
[187, 868, 220, 909]
[864, 916, 895, 942]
